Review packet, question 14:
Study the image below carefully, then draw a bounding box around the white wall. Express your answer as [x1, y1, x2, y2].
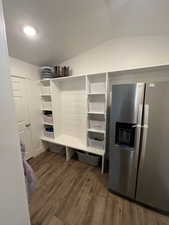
[10, 57, 45, 156]
[0, 0, 30, 224]
[10, 57, 40, 80]
[61, 35, 169, 75]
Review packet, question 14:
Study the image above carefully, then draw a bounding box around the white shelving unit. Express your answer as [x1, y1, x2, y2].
[40, 80, 54, 138]
[86, 73, 107, 172]
[40, 73, 108, 173]
[39, 65, 169, 172]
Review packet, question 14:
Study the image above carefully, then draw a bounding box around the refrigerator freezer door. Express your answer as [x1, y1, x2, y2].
[136, 82, 169, 212]
[109, 83, 145, 198]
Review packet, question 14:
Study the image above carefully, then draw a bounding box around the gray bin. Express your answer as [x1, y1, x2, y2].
[77, 151, 100, 167]
[48, 143, 65, 155]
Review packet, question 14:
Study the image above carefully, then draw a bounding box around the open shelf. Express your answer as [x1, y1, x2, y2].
[41, 135, 86, 151]
[87, 73, 106, 93]
[40, 73, 107, 173]
[41, 97, 52, 111]
[40, 79, 51, 96]
[52, 74, 84, 81]
[86, 73, 107, 167]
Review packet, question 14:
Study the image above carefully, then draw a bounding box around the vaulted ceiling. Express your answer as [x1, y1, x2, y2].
[3, 0, 169, 66]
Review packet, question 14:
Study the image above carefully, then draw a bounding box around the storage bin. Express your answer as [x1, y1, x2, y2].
[88, 137, 104, 150]
[77, 151, 100, 167]
[44, 130, 54, 138]
[89, 81, 106, 93]
[48, 143, 65, 155]
[89, 119, 105, 130]
[44, 126, 54, 138]
[43, 112, 53, 123]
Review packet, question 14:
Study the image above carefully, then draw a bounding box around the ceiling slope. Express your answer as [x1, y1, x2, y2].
[3, 0, 169, 65]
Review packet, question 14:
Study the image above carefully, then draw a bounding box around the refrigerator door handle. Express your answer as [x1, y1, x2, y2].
[138, 104, 149, 173]
[137, 104, 143, 126]
[134, 104, 143, 153]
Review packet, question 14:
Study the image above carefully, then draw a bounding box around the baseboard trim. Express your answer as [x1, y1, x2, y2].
[33, 146, 47, 157]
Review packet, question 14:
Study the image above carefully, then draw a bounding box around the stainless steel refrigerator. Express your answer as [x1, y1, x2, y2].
[109, 82, 169, 213]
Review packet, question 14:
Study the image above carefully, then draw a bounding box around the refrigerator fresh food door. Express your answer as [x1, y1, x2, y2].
[136, 82, 169, 212]
[109, 83, 145, 198]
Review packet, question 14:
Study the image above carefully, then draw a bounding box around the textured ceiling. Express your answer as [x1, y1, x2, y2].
[3, 0, 169, 66]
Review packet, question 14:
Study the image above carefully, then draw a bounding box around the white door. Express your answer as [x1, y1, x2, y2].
[11, 76, 33, 159]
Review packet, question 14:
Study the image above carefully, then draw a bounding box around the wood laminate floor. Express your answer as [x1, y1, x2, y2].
[30, 151, 169, 225]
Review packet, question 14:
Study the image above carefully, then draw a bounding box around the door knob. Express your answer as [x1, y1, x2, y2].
[25, 123, 31, 127]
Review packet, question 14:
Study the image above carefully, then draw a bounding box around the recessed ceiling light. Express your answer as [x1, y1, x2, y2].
[23, 25, 37, 38]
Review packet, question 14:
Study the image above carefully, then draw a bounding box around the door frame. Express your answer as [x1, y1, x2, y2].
[11, 74, 34, 159]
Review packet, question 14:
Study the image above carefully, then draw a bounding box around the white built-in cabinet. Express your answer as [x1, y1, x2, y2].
[40, 65, 169, 173]
[40, 73, 108, 172]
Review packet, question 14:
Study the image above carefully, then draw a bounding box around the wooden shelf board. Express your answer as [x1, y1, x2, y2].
[88, 112, 105, 115]
[41, 108, 52, 111]
[40, 94, 51, 97]
[52, 75, 85, 81]
[88, 129, 105, 134]
[88, 93, 105, 96]
[86, 147, 105, 156]
[40, 74, 106, 83]
[40, 79, 51, 82]
[87, 73, 107, 77]
[43, 122, 53, 126]
[40, 73, 107, 82]
[41, 135, 105, 156]
[41, 136, 55, 143]
[41, 135, 86, 150]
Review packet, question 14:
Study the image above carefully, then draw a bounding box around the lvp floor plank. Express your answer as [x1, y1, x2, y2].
[30, 151, 169, 225]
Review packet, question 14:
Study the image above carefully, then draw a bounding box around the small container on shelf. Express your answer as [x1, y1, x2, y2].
[77, 151, 100, 167]
[43, 111, 53, 124]
[54, 66, 70, 78]
[44, 125, 54, 138]
[88, 133, 104, 150]
[89, 119, 105, 131]
[88, 138, 104, 150]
